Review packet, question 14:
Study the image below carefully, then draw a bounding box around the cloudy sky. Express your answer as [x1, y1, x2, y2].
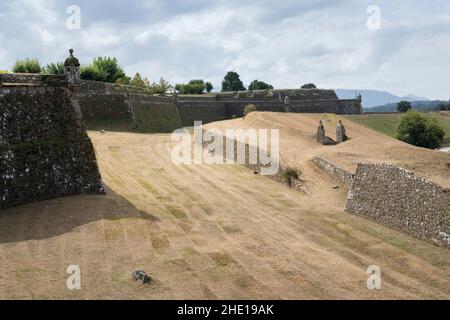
[0, 0, 449, 99]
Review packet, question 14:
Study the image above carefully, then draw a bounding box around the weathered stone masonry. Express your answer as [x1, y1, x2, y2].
[177, 89, 363, 127]
[313, 156, 450, 248]
[77, 81, 183, 132]
[346, 163, 450, 246]
[313, 157, 353, 187]
[72, 84, 363, 131]
[0, 78, 104, 209]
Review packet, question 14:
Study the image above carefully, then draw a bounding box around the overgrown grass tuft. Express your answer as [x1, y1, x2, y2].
[283, 167, 299, 185]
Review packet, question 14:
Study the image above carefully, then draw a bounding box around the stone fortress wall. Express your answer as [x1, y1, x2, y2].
[0, 74, 104, 209]
[347, 163, 450, 246]
[72, 81, 363, 131]
[77, 81, 183, 132]
[0, 67, 361, 208]
[2, 71, 448, 249]
[313, 156, 450, 248]
[177, 88, 363, 127]
[0, 73, 362, 133]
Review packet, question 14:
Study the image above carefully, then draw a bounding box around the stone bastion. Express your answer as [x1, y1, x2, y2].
[0, 74, 104, 209]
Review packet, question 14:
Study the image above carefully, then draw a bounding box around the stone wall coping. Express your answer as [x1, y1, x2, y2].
[314, 156, 450, 192]
[355, 162, 450, 192]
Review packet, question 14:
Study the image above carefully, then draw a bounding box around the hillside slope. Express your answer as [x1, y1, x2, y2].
[206, 112, 450, 187]
[343, 112, 450, 145]
[0, 117, 449, 299]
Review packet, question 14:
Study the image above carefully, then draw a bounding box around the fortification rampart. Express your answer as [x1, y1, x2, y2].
[0, 83, 104, 209]
[312, 156, 450, 248]
[346, 163, 450, 247]
[1, 74, 362, 135]
[72, 80, 363, 130]
[77, 80, 183, 132]
[312, 157, 354, 187]
[0, 73, 68, 86]
[177, 90, 362, 126]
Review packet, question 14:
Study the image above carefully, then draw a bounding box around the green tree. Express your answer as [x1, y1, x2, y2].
[43, 62, 65, 75]
[205, 82, 213, 93]
[115, 76, 131, 85]
[12, 58, 42, 73]
[129, 73, 150, 88]
[0, 70, 8, 74]
[80, 64, 104, 81]
[80, 57, 127, 83]
[248, 80, 273, 90]
[150, 78, 172, 94]
[397, 110, 445, 149]
[221, 71, 246, 92]
[188, 79, 206, 94]
[425, 118, 446, 148]
[92, 57, 127, 83]
[436, 103, 450, 111]
[176, 79, 207, 94]
[301, 83, 317, 89]
[397, 100, 412, 113]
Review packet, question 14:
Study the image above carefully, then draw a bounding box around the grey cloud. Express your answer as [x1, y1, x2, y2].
[0, 0, 449, 99]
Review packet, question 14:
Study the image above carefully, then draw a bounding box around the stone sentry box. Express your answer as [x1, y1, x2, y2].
[0, 83, 104, 209]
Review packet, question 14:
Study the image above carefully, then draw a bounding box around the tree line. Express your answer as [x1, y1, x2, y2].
[397, 100, 450, 113]
[4, 57, 318, 94]
[4, 57, 447, 149]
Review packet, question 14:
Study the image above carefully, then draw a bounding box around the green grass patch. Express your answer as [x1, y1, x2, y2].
[183, 247, 199, 257]
[138, 179, 158, 195]
[209, 252, 236, 267]
[167, 206, 187, 220]
[343, 112, 450, 145]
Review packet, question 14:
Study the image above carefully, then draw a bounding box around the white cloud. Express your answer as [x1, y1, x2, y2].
[0, 0, 449, 99]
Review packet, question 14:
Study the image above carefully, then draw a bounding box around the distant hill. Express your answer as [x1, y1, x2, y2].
[334, 89, 428, 109]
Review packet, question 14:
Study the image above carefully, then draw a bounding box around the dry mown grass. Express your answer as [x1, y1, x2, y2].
[0, 124, 449, 299]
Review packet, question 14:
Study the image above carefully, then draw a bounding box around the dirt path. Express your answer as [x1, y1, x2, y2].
[0, 129, 449, 299]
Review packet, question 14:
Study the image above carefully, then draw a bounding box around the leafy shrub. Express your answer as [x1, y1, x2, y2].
[248, 80, 273, 90]
[115, 76, 131, 85]
[397, 100, 412, 113]
[205, 82, 213, 93]
[436, 103, 450, 111]
[222, 71, 246, 92]
[397, 110, 445, 149]
[80, 64, 104, 81]
[129, 73, 150, 88]
[175, 80, 214, 94]
[301, 83, 316, 89]
[244, 104, 257, 116]
[80, 57, 127, 83]
[12, 58, 42, 73]
[283, 167, 299, 185]
[151, 78, 172, 94]
[92, 57, 126, 83]
[43, 62, 65, 75]
[176, 79, 206, 94]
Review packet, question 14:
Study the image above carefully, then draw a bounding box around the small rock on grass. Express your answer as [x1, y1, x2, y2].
[132, 270, 151, 284]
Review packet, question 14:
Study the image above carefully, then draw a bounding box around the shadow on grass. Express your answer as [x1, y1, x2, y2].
[0, 184, 160, 243]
